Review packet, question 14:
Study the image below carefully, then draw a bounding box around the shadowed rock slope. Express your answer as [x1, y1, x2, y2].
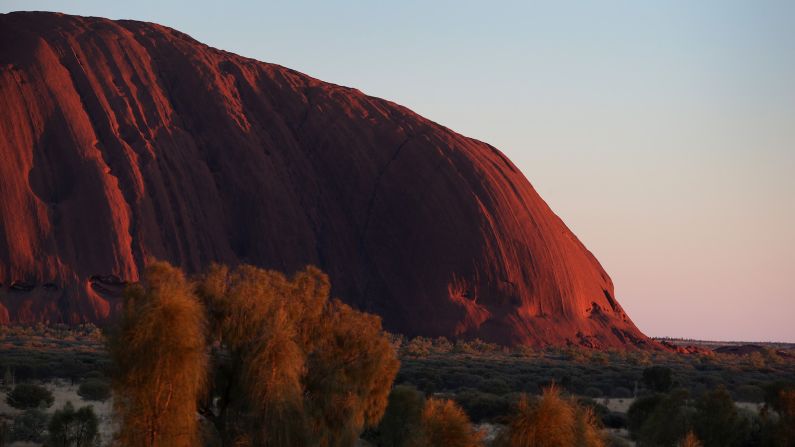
[0, 12, 652, 348]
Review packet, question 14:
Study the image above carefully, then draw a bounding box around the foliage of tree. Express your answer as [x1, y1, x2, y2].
[10, 408, 47, 443]
[45, 401, 100, 447]
[692, 386, 749, 446]
[627, 394, 664, 436]
[0, 419, 9, 446]
[454, 389, 512, 422]
[109, 261, 208, 447]
[733, 384, 765, 403]
[5, 383, 54, 409]
[365, 385, 425, 447]
[414, 397, 483, 447]
[763, 381, 795, 415]
[197, 264, 400, 447]
[643, 366, 673, 393]
[633, 389, 692, 446]
[77, 379, 111, 402]
[494, 387, 604, 447]
[764, 385, 795, 446]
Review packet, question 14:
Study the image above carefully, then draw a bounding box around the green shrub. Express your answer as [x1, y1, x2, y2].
[455, 389, 511, 422]
[78, 378, 111, 402]
[11, 408, 47, 443]
[611, 386, 633, 398]
[367, 385, 425, 447]
[46, 401, 100, 447]
[6, 383, 54, 409]
[631, 390, 693, 446]
[584, 386, 604, 398]
[693, 387, 749, 447]
[643, 366, 673, 393]
[627, 394, 664, 436]
[733, 384, 764, 403]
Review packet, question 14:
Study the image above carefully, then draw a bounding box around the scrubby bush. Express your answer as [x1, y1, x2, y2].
[494, 387, 604, 447]
[454, 340, 477, 354]
[46, 401, 100, 447]
[10, 408, 47, 443]
[631, 389, 692, 446]
[733, 384, 764, 403]
[627, 394, 664, 437]
[455, 389, 512, 422]
[77, 378, 111, 402]
[405, 337, 433, 357]
[643, 366, 673, 393]
[481, 378, 511, 395]
[432, 337, 454, 353]
[584, 386, 603, 398]
[5, 383, 54, 409]
[693, 386, 749, 446]
[414, 397, 483, 447]
[367, 385, 425, 447]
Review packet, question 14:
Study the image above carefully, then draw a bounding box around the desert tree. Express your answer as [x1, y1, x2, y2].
[109, 261, 208, 447]
[630, 389, 693, 446]
[197, 264, 314, 445]
[46, 401, 99, 447]
[367, 385, 426, 447]
[304, 298, 400, 446]
[692, 386, 749, 447]
[196, 264, 399, 447]
[10, 408, 47, 443]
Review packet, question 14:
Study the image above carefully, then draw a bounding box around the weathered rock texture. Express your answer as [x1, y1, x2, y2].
[0, 12, 652, 348]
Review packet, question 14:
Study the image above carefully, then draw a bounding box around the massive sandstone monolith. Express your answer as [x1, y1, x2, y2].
[0, 12, 652, 348]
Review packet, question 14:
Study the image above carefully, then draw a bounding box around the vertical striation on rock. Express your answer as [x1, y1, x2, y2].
[0, 12, 652, 348]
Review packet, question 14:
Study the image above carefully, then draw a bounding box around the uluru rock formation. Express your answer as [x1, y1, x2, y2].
[0, 11, 652, 348]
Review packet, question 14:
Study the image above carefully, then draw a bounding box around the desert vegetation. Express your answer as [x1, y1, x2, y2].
[1, 269, 794, 446]
[106, 261, 400, 446]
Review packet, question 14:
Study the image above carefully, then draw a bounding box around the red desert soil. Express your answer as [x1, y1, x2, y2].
[0, 12, 654, 348]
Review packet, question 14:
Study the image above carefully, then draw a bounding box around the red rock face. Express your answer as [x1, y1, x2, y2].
[0, 12, 653, 348]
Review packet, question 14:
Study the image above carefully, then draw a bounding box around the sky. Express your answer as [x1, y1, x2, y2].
[2, 1, 794, 342]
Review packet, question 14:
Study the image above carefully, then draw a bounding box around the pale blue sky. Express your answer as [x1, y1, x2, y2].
[3, 1, 794, 342]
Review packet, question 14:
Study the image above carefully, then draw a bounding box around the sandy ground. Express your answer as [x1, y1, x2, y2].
[601, 397, 634, 413]
[600, 397, 762, 415]
[1, 380, 114, 446]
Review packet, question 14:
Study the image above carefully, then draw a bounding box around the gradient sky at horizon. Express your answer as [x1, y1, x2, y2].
[3, 1, 793, 342]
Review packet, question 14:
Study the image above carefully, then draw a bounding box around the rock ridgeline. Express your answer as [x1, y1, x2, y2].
[0, 12, 653, 348]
